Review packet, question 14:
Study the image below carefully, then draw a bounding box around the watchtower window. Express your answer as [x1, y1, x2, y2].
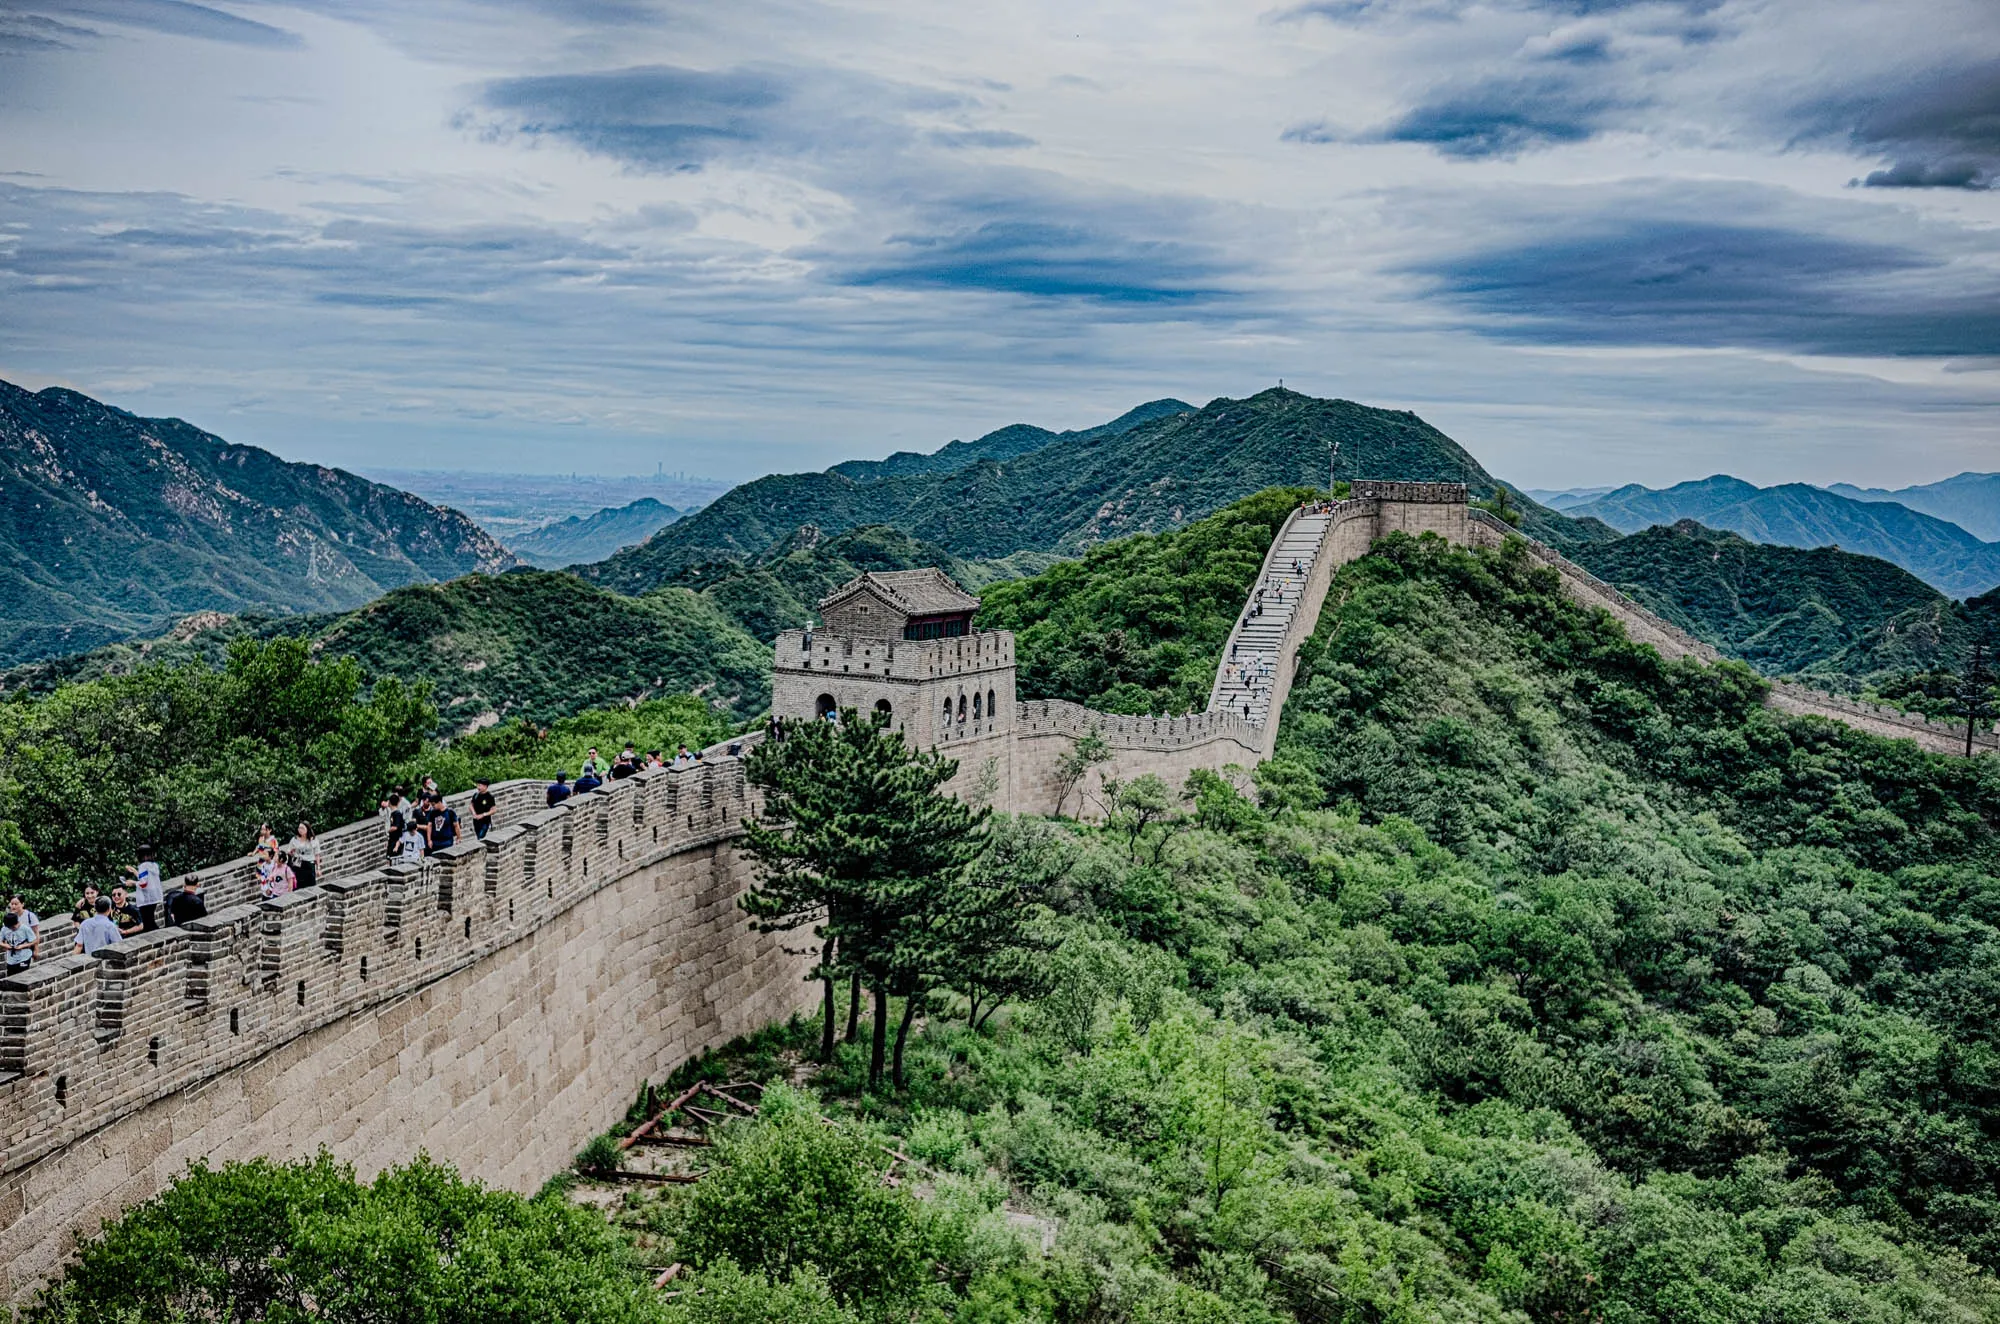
[941, 698, 952, 727]
[903, 614, 971, 641]
[815, 693, 837, 721]
[972, 692, 982, 721]
[874, 699, 893, 721]
[957, 695, 967, 723]
[988, 688, 996, 720]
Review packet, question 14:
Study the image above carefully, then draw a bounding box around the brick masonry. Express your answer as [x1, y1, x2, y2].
[0, 760, 818, 1305]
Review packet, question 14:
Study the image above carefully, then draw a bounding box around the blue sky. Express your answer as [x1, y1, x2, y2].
[0, 0, 1995, 489]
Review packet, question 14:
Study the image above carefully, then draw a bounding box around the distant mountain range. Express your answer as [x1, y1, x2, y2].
[0, 379, 514, 665]
[1526, 486, 1616, 509]
[1570, 520, 1946, 676]
[575, 388, 1584, 593]
[510, 497, 683, 567]
[1568, 475, 2000, 599]
[1826, 472, 2000, 543]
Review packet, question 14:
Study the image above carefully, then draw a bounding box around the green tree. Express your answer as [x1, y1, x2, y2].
[741, 710, 987, 1088]
[28, 1152, 661, 1324]
[0, 638, 433, 914]
[672, 1086, 936, 1318]
[927, 815, 1075, 1030]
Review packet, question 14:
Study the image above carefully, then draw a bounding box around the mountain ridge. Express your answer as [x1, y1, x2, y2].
[1827, 471, 2000, 543]
[1570, 474, 2000, 598]
[510, 496, 683, 567]
[576, 388, 1590, 592]
[0, 379, 515, 664]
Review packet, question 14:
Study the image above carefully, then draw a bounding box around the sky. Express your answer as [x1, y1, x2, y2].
[0, 0, 1996, 490]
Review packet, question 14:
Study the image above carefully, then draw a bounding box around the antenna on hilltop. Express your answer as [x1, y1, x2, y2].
[1962, 640, 1993, 757]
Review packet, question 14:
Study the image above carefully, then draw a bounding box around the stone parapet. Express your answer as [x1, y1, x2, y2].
[1352, 480, 1470, 504]
[0, 754, 769, 1202]
[1017, 699, 1261, 751]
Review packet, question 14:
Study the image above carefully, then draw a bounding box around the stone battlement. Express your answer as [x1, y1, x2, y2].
[0, 755, 765, 1192]
[1016, 699, 1261, 751]
[773, 628, 1014, 680]
[1351, 480, 1470, 504]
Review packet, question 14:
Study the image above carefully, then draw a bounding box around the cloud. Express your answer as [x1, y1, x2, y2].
[478, 62, 964, 172]
[10, 0, 300, 47]
[1291, 73, 1633, 158]
[1410, 213, 2000, 357]
[839, 216, 1232, 303]
[1837, 63, 2000, 189]
[1371, 75, 1628, 157]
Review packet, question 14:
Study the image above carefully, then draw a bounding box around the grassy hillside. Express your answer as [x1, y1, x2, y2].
[1573, 474, 2000, 598]
[1, 571, 772, 733]
[532, 529, 2000, 1324]
[0, 379, 514, 664]
[1572, 519, 1947, 674]
[578, 388, 1595, 592]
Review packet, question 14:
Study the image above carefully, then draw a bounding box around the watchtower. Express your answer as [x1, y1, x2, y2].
[770, 569, 1017, 751]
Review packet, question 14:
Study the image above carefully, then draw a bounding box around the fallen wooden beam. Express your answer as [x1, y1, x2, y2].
[592, 1168, 702, 1185]
[620, 1083, 707, 1151]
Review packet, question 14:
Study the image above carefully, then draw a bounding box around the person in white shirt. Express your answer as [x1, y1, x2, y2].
[131, 848, 164, 932]
[395, 822, 426, 864]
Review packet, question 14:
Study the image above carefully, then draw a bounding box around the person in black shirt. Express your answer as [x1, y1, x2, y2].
[427, 802, 460, 854]
[471, 780, 497, 839]
[165, 878, 207, 927]
[547, 772, 571, 807]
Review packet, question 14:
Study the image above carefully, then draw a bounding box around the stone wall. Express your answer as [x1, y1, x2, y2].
[0, 760, 819, 1305]
[1464, 509, 1998, 757]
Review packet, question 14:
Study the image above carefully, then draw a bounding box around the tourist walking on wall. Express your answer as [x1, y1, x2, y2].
[286, 823, 319, 889]
[546, 772, 571, 807]
[73, 898, 120, 956]
[426, 797, 460, 855]
[165, 878, 206, 927]
[574, 766, 603, 795]
[1, 910, 33, 973]
[132, 846, 163, 932]
[69, 884, 101, 926]
[471, 780, 496, 839]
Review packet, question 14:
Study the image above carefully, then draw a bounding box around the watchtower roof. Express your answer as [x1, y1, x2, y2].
[819, 568, 980, 617]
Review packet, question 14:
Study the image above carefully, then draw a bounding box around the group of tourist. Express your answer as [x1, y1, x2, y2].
[251, 823, 320, 899]
[545, 744, 691, 807]
[380, 781, 471, 863]
[2, 748, 741, 979]
[0, 842, 214, 974]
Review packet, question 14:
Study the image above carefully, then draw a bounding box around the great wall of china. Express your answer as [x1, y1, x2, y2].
[3, 480, 1991, 1301]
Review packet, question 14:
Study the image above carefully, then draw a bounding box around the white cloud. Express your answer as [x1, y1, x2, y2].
[0, 0, 1993, 489]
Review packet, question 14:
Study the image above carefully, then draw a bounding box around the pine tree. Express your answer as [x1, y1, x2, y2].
[741, 709, 987, 1088]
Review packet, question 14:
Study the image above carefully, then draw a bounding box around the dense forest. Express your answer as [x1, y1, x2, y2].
[39, 522, 2000, 1323]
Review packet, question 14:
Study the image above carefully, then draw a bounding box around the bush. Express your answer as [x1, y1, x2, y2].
[672, 1085, 938, 1316]
[29, 1152, 663, 1324]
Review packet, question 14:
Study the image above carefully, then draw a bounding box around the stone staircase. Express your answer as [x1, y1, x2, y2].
[1209, 509, 1331, 728]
